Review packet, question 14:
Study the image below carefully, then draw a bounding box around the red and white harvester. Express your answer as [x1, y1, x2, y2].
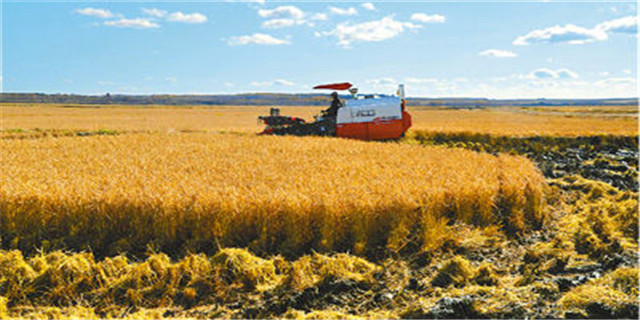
[258, 82, 412, 140]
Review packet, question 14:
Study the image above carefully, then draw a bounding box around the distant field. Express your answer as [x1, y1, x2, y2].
[523, 105, 638, 114]
[0, 104, 323, 133]
[1, 103, 637, 137]
[408, 106, 638, 137]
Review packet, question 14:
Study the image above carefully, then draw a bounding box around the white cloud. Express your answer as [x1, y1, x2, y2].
[596, 15, 637, 34]
[483, 80, 633, 99]
[361, 3, 376, 11]
[594, 77, 636, 87]
[104, 18, 159, 29]
[410, 13, 446, 23]
[514, 24, 608, 45]
[142, 8, 167, 18]
[317, 16, 421, 47]
[365, 77, 399, 93]
[513, 16, 637, 46]
[76, 8, 114, 18]
[478, 49, 517, 58]
[361, 74, 636, 98]
[251, 79, 295, 86]
[404, 78, 438, 84]
[258, 6, 305, 20]
[167, 12, 207, 23]
[142, 8, 208, 24]
[263, 19, 299, 28]
[77, 7, 207, 29]
[165, 77, 177, 83]
[395, 73, 636, 98]
[529, 68, 579, 79]
[329, 7, 357, 16]
[258, 6, 310, 28]
[404, 77, 464, 93]
[364, 77, 470, 95]
[311, 13, 328, 21]
[274, 79, 295, 86]
[622, 69, 632, 75]
[227, 33, 290, 45]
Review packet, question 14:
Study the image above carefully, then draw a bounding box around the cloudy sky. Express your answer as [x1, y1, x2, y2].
[3, 0, 638, 98]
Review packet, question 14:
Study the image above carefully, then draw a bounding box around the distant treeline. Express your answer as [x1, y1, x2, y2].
[1, 92, 637, 107]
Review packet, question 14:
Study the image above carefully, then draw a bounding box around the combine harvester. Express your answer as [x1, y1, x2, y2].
[258, 82, 412, 141]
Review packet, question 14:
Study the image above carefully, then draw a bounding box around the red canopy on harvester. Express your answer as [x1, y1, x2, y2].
[313, 82, 353, 90]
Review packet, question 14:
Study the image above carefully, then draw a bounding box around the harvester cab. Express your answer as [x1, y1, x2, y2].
[258, 82, 412, 141]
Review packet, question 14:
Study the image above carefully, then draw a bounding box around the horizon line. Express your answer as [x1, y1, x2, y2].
[1, 92, 638, 101]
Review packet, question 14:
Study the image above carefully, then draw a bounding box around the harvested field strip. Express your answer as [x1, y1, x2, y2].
[1, 133, 546, 258]
[1, 248, 637, 319]
[410, 131, 639, 191]
[411, 131, 639, 153]
[1, 128, 122, 140]
[0, 248, 379, 315]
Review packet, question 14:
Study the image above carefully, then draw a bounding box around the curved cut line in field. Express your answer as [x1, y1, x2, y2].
[1, 133, 547, 258]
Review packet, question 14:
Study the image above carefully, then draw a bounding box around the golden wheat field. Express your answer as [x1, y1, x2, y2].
[0, 133, 546, 258]
[1, 103, 637, 136]
[0, 103, 637, 319]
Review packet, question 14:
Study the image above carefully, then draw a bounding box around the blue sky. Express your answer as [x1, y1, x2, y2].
[2, 0, 638, 98]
